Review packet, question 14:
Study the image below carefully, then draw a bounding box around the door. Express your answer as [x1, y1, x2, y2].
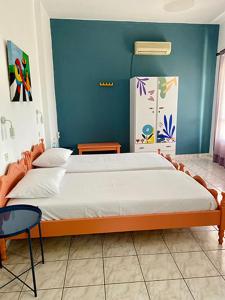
[157, 77, 178, 147]
[135, 77, 157, 147]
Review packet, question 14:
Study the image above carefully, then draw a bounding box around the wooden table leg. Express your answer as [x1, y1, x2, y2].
[0, 239, 7, 261]
[116, 147, 120, 153]
[79, 150, 83, 155]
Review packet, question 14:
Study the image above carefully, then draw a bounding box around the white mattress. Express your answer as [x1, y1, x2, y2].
[65, 152, 175, 173]
[8, 170, 217, 221]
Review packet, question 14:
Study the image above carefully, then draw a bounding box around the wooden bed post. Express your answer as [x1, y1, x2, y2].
[0, 239, 7, 261]
[179, 163, 185, 172]
[219, 192, 225, 245]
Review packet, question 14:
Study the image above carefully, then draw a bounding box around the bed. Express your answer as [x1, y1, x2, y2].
[65, 152, 175, 173]
[8, 170, 217, 220]
[23, 139, 179, 172]
[0, 140, 225, 260]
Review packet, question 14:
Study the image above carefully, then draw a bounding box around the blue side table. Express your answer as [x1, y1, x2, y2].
[0, 205, 44, 297]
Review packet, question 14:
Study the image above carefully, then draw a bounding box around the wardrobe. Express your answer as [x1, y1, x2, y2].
[130, 76, 179, 154]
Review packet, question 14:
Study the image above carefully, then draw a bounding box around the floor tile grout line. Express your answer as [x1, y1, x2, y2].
[2, 276, 225, 294]
[189, 230, 224, 276]
[161, 233, 196, 300]
[131, 232, 152, 300]
[61, 236, 72, 300]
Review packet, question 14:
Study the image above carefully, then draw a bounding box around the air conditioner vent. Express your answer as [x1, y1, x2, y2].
[134, 41, 171, 56]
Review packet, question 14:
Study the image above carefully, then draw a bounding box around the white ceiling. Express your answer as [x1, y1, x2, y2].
[42, 0, 225, 24]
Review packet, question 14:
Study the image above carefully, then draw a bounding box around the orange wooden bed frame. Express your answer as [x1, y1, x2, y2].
[0, 140, 224, 260]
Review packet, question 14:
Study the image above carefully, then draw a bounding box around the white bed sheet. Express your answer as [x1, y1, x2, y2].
[65, 152, 175, 173]
[8, 170, 217, 221]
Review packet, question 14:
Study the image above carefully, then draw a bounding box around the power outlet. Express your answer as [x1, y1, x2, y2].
[4, 153, 9, 162]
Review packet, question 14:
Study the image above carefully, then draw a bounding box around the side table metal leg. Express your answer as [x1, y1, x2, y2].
[38, 223, 44, 264]
[27, 230, 37, 297]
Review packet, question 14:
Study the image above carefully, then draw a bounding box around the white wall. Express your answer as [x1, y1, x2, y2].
[210, 21, 225, 154]
[34, 0, 59, 148]
[0, 0, 58, 174]
[218, 21, 225, 51]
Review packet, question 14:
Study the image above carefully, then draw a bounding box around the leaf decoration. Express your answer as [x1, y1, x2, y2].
[157, 114, 176, 142]
[164, 115, 168, 132]
[137, 77, 149, 96]
[171, 125, 175, 137]
[169, 114, 172, 135]
[147, 133, 153, 140]
[163, 129, 170, 138]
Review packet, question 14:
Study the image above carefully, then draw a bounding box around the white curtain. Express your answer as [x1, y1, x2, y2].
[213, 54, 225, 166]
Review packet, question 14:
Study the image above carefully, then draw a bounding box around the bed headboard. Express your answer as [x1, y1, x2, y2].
[24, 139, 45, 170]
[0, 159, 27, 207]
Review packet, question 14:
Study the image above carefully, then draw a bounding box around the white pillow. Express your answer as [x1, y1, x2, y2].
[32, 148, 73, 167]
[6, 168, 66, 199]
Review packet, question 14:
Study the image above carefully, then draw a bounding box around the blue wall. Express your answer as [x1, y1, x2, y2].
[51, 19, 219, 154]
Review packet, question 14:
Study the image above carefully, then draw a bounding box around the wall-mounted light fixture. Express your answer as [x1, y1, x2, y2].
[1, 116, 15, 140]
[36, 109, 43, 124]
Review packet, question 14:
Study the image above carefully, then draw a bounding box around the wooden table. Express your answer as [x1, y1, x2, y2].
[77, 142, 121, 155]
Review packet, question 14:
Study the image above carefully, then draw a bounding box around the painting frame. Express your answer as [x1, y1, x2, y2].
[7, 41, 33, 102]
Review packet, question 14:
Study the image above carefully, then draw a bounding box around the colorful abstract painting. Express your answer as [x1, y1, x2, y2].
[7, 41, 32, 102]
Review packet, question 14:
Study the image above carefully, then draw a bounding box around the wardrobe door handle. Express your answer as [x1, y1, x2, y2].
[158, 106, 164, 109]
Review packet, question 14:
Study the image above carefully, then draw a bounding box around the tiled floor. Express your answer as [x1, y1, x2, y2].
[1, 154, 225, 300]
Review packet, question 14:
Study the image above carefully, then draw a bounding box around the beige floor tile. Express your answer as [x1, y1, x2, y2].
[190, 226, 217, 231]
[36, 237, 70, 262]
[163, 232, 201, 252]
[63, 285, 105, 300]
[106, 282, 149, 300]
[173, 251, 219, 278]
[104, 256, 143, 284]
[186, 276, 225, 300]
[24, 261, 66, 290]
[133, 231, 169, 255]
[0, 264, 29, 292]
[147, 279, 193, 300]
[103, 233, 135, 257]
[206, 250, 225, 274]
[6, 240, 39, 265]
[69, 235, 102, 259]
[65, 258, 104, 287]
[193, 231, 225, 250]
[20, 288, 63, 299]
[139, 254, 181, 281]
[0, 292, 20, 300]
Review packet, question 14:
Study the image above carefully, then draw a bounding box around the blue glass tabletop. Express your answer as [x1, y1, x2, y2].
[0, 205, 42, 238]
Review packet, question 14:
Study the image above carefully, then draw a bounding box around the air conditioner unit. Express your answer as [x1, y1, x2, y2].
[134, 41, 172, 56]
